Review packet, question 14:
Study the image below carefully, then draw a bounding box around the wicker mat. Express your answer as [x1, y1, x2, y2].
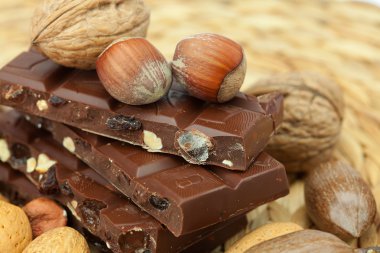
[0, 0, 379, 250]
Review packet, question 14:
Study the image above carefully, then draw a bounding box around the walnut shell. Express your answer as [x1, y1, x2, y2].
[31, 0, 150, 70]
[246, 72, 344, 172]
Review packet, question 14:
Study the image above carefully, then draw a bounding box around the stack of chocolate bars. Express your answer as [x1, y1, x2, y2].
[0, 50, 289, 252]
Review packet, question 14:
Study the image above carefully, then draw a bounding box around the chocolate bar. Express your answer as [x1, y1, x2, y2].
[0, 164, 111, 252]
[0, 112, 248, 252]
[0, 163, 245, 253]
[27, 114, 289, 236]
[0, 50, 283, 171]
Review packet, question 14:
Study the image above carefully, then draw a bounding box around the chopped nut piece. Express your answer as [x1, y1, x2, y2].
[36, 153, 57, 173]
[36, 100, 48, 111]
[4, 84, 24, 100]
[223, 160, 233, 167]
[71, 200, 78, 209]
[143, 130, 163, 151]
[63, 137, 75, 153]
[67, 201, 81, 222]
[0, 139, 11, 162]
[26, 157, 37, 173]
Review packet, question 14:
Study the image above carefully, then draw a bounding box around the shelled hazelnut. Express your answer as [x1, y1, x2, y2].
[23, 197, 68, 238]
[172, 33, 247, 103]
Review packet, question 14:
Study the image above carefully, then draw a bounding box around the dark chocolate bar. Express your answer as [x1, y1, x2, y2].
[27, 114, 289, 236]
[0, 111, 247, 253]
[0, 50, 283, 171]
[0, 163, 245, 253]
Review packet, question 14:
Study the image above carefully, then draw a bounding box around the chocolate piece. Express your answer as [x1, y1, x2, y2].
[28, 114, 289, 236]
[0, 112, 248, 252]
[0, 51, 283, 171]
[0, 164, 111, 252]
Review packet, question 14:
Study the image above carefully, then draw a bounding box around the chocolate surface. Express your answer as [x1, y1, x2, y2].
[0, 50, 283, 171]
[0, 111, 247, 253]
[28, 114, 289, 236]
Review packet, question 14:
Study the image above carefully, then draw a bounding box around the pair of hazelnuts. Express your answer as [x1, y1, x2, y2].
[96, 33, 247, 105]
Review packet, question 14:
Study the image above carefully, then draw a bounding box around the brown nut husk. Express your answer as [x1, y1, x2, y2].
[0, 201, 32, 253]
[246, 72, 344, 172]
[23, 226, 89, 253]
[31, 0, 150, 70]
[305, 160, 376, 240]
[23, 197, 67, 238]
[246, 229, 354, 253]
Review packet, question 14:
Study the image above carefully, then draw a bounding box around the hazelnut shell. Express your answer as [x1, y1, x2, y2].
[96, 37, 172, 105]
[172, 33, 246, 103]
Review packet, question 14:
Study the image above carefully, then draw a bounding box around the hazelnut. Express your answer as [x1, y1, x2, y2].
[36, 153, 57, 173]
[96, 38, 172, 105]
[0, 139, 11, 162]
[23, 197, 67, 238]
[63, 137, 75, 153]
[172, 33, 246, 103]
[143, 130, 163, 151]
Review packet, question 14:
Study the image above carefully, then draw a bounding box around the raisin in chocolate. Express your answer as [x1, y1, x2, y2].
[9, 143, 31, 168]
[149, 195, 170, 211]
[48, 96, 67, 107]
[106, 115, 142, 131]
[60, 180, 74, 196]
[39, 166, 59, 194]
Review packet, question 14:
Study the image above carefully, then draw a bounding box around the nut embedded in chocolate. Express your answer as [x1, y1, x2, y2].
[3, 84, 25, 102]
[176, 130, 214, 164]
[106, 115, 142, 131]
[149, 195, 170, 211]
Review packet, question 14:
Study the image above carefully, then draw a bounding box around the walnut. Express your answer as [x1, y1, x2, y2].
[31, 0, 150, 70]
[246, 72, 344, 172]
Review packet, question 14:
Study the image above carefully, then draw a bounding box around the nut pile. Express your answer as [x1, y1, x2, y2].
[0, 197, 88, 253]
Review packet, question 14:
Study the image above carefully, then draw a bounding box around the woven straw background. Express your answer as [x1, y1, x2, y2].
[1, 0, 380, 250]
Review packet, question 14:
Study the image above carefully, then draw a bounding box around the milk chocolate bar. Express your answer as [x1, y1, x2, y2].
[28, 114, 289, 236]
[0, 162, 246, 253]
[0, 112, 248, 252]
[0, 50, 283, 171]
[0, 164, 111, 252]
